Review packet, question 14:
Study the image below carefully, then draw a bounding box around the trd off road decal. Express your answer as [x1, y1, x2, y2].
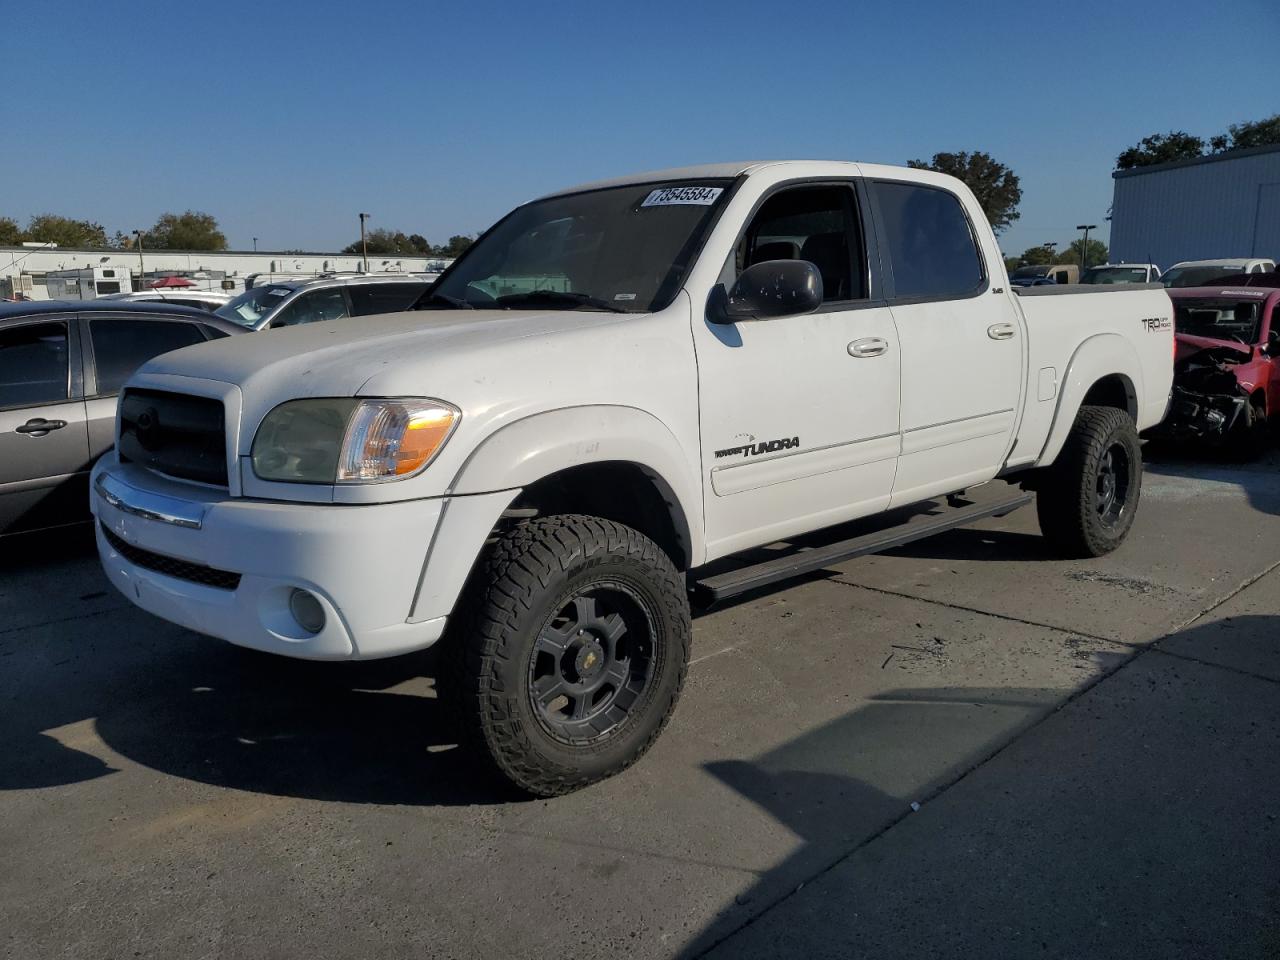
[714, 436, 801, 460]
[1141, 316, 1172, 332]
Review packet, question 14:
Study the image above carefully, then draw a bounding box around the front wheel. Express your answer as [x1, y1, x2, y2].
[447, 515, 690, 797]
[1035, 405, 1142, 558]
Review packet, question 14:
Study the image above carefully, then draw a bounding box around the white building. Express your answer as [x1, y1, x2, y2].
[1, 245, 452, 300]
[1109, 143, 1280, 269]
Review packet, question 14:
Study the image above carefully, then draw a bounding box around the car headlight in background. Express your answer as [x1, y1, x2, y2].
[251, 398, 460, 484]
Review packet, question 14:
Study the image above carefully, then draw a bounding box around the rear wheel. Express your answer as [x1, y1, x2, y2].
[1035, 405, 1142, 558]
[447, 515, 690, 797]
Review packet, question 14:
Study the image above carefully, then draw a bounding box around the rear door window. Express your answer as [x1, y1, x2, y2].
[872, 181, 985, 300]
[0, 322, 70, 409]
[347, 283, 429, 317]
[89, 318, 207, 395]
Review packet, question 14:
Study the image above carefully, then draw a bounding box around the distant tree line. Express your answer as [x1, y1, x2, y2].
[0, 211, 228, 251]
[341, 229, 475, 259]
[1116, 113, 1280, 170]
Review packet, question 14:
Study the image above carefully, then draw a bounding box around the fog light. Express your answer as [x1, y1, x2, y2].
[288, 588, 326, 634]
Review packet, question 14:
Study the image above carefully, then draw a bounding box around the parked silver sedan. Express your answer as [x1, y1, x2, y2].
[0, 300, 245, 537]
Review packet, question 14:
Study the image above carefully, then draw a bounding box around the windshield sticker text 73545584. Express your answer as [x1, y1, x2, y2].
[641, 186, 724, 207]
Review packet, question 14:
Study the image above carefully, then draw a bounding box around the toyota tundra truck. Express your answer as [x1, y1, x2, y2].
[90, 161, 1173, 795]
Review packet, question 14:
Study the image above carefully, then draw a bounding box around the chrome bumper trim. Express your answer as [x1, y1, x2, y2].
[95, 471, 206, 530]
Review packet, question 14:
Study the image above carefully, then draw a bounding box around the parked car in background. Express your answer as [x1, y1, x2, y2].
[215, 274, 432, 330]
[1081, 263, 1161, 284]
[1009, 263, 1079, 286]
[1163, 284, 1280, 456]
[0, 301, 245, 537]
[99, 290, 233, 313]
[1162, 258, 1276, 288]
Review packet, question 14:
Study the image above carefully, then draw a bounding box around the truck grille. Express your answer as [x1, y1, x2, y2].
[119, 389, 228, 486]
[101, 524, 242, 590]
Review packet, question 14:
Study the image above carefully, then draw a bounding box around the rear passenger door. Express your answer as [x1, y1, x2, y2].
[347, 282, 429, 317]
[867, 179, 1023, 506]
[0, 318, 91, 535]
[81, 315, 212, 459]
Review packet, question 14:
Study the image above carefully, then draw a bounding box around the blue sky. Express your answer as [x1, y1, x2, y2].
[5, 0, 1277, 258]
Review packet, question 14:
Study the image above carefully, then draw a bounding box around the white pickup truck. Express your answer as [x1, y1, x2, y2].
[91, 161, 1173, 795]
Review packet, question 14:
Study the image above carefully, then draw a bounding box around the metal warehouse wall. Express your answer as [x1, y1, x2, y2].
[1109, 144, 1280, 269]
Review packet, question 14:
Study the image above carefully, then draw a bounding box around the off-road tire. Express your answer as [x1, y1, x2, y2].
[1036, 405, 1142, 558]
[446, 515, 690, 797]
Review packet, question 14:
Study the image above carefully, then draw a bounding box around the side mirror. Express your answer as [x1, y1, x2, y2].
[719, 260, 823, 322]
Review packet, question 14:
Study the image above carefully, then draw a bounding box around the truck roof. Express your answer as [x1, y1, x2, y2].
[538, 160, 870, 198]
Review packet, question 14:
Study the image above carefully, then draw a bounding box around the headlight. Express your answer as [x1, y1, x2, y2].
[251, 398, 460, 484]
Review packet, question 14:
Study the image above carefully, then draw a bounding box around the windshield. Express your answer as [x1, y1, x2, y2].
[214, 285, 294, 326]
[1163, 266, 1240, 288]
[1174, 298, 1264, 344]
[417, 180, 732, 313]
[1082, 266, 1149, 284]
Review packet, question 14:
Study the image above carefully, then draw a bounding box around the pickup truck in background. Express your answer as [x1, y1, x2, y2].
[90, 161, 1174, 795]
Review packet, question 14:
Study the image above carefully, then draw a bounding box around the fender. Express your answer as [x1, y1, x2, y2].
[408, 405, 704, 623]
[1037, 333, 1142, 466]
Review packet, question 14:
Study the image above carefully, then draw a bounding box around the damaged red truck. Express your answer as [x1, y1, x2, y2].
[1166, 277, 1280, 455]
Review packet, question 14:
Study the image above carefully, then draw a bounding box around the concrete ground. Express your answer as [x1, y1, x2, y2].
[2, 449, 1279, 959]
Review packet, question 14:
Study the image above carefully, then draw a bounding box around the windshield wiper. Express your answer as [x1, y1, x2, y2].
[414, 291, 476, 310]
[494, 290, 628, 313]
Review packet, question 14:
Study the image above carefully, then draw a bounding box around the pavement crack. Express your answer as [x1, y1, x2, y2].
[827, 578, 1122, 645]
[1149, 648, 1280, 686]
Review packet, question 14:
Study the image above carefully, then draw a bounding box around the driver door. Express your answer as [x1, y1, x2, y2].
[691, 181, 902, 560]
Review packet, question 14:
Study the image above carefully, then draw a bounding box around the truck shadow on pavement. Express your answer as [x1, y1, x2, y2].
[677, 616, 1280, 959]
[0, 540, 521, 803]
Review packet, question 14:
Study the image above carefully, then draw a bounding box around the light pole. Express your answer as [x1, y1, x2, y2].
[252, 237, 258, 252]
[1043, 241, 1057, 264]
[132, 230, 145, 290]
[359, 213, 371, 273]
[1076, 224, 1097, 272]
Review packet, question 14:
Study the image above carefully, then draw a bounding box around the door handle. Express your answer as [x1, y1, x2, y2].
[15, 418, 67, 436]
[848, 337, 889, 358]
[987, 323, 1016, 340]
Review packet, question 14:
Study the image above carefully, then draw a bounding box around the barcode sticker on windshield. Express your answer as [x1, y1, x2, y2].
[641, 186, 724, 207]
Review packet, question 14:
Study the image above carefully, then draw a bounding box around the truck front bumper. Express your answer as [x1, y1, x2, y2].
[91, 461, 449, 660]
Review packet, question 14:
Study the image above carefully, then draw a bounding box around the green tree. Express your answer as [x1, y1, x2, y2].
[144, 211, 227, 250]
[1017, 245, 1059, 266]
[0, 216, 21, 246]
[436, 234, 474, 257]
[907, 151, 1022, 233]
[23, 214, 109, 248]
[341, 228, 423, 256]
[1223, 113, 1280, 151]
[1061, 238, 1109, 269]
[1116, 131, 1205, 169]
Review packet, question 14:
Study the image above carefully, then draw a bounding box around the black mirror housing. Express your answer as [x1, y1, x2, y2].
[720, 260, 823, 322]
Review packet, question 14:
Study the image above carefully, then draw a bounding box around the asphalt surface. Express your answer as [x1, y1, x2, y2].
[3, 449, 1279, 959]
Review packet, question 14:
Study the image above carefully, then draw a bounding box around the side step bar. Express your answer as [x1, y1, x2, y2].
[692, 493, 1033, 605]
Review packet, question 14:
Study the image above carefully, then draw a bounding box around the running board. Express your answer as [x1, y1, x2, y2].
[692, 493, 1033, 605]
